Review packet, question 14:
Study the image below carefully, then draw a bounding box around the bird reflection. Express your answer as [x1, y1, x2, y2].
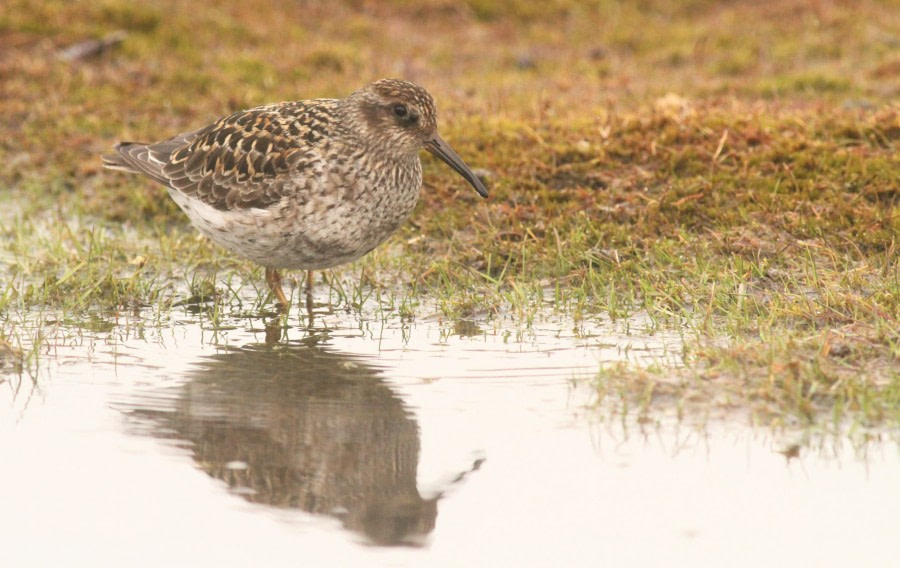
[126, 338, 440, 546]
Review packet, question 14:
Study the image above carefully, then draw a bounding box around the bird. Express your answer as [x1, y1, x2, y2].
[103, 79, 488, 310]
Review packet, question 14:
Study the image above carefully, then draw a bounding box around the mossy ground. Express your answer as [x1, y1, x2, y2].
[1, 0, 898, 432]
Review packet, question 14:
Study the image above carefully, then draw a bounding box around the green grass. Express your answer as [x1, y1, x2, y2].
[1, 0, 898, 432]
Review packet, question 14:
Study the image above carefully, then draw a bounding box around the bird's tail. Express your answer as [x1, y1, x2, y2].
[101, 142, 149, 174]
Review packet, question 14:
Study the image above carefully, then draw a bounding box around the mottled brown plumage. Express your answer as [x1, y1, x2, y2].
[103, 79, 488, 309]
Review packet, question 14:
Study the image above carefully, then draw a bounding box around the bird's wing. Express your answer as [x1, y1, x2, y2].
[103, 100, 340, 211]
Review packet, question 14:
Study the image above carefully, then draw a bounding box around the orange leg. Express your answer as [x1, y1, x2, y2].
[265, 267, 290, 310]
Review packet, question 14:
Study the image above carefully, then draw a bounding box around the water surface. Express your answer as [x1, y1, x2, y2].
[1, 297, 897, 567]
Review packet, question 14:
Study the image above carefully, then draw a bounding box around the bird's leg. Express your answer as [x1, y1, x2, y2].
[305, 270, 315, 327]
[265, 267, 290, 311]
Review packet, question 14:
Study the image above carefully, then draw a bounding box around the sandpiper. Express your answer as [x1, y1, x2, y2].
[103, 79, 488, 309]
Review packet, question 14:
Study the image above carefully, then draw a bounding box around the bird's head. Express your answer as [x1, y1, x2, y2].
[345, 79, 488, 198]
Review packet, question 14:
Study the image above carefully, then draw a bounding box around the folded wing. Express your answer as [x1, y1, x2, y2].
[102, 101, 337, 211]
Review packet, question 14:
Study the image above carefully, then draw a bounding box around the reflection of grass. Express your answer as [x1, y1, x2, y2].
[1, 1, 898, 430]
[595, 332, 900, 436]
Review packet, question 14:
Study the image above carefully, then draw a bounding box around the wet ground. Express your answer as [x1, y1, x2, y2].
[1, 291, 898, 567]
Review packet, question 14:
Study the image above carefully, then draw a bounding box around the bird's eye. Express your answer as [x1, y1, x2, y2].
[393, 104, 408, 118]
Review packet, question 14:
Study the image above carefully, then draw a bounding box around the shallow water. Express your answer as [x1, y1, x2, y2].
[1, 295, 897, 567]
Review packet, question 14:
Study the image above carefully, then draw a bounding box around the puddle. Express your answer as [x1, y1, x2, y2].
[1, 295, 897, 567]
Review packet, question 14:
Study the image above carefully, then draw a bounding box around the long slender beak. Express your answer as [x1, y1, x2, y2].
[425, 135, 489, 199]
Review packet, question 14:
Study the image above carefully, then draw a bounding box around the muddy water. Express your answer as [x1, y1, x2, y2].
[1, 296, 897, 567]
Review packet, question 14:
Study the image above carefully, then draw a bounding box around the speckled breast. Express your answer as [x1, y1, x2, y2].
[169, 157, 423, 270]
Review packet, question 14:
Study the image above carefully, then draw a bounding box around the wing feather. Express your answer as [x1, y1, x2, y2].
[102, 100, 339, 211]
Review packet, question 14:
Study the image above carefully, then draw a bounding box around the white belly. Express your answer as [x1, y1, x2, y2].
[167, 184, 419, 270]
